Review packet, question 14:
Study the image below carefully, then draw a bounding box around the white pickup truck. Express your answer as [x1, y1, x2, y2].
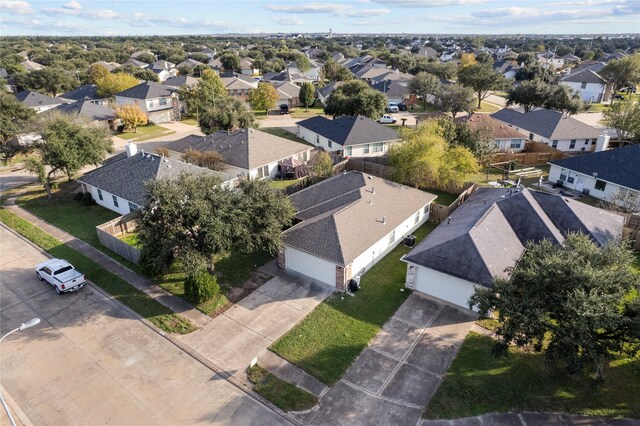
[35, 259, 87, 295]
[377, 114, 397, 124]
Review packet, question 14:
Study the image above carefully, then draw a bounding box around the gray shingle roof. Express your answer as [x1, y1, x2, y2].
[284, 172, 436, 265]
[53, 101, 115, 122]
[164, 128, 310, 171]
[77, 151, 216, 206]
[491, 108, 601, 140]
[403, 188, 624, 287]
[15, 91, 65, 108]
[549, 144, 640, 191]
[297, 115, 399, 147]
[60, 84, 101, 102]
[115, 81, 175, 99]
[560, 69, 607, 84]
[371, 81, 411, 98]
[162, 75, 200, 88]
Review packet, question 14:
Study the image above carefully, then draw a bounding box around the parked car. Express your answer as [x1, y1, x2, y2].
[398, 102, 408, 111]
[377, 114, 397, 124]
[35, 258, 87, 295]
[613, 94, 625, 100]
[279, 104, 289, 114]
[386, 102, 399, 113]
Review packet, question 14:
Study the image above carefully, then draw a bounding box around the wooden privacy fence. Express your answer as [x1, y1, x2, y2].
[429, 183, 478, 223]
[490, 142, 567, 166]
[96, 215, 141, 265]
[622, 214, 640, 250]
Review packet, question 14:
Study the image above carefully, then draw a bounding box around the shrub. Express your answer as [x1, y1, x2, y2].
[73, 192, 84, 202]
[184, 270, 220, 304]
[154, 147, 169, 157]
[81, 192, 96, 206]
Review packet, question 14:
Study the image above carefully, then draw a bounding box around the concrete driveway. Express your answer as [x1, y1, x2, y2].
[0, 226, 289, 425]
[300, 293, 477, 426]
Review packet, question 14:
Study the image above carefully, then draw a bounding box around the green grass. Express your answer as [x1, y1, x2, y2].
[425, 332, 640, 419]
[410, 103, 440, 113]
[425, 189, 459, 206]
[117, 124, 174, 141]
[214, 249, 274, 287]
[474, 100, 501, 113]
[269, 178, 304, 190]
[260, 127, 313, 146]
[180, 118, 199, 126]
[118, 232, 141, 248]
[0, 208, 195, 334]
[270, 222, 438, 385]
[588, 103, 609, 112]
[290, 105, 326, 118]
[248, 365, 318, 412]
[154, 264, 228, 315]
[493, 91, 509, 98]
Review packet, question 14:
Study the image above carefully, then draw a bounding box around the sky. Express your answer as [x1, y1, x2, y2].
[1, 0, 639, 36]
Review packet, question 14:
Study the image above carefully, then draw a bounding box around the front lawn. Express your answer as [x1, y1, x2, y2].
[269, 178, 304, 190]
[180, 118, 199, 126]
[474, 100, 501, 113]
[425, 332, 640, 419]
[290, 105, 326, 119]
[270, 222, 438, 385]
[117, 124, 175, 141]
[248, 365, 318, 412]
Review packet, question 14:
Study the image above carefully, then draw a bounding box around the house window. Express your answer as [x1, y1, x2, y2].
[328, 140, 332, 148]
[363, 144, 370, 154]
[345, 146, 352, 157]
[372, 142, 384, 153]
[552, 140, 558, 148]
[257, 165, 269, 178]
[388, 230, 395, 245]
[97, 189, 103, 201]
[581, 82, 587, 89]
[594, 179, 606, 191]
[414, 211, 420, 225]
[584, 139, 589, 145]
[159, 97, 167, 106]
[559, 169, 567, 181]
[510, 139, 521, 149]
[128, 202, 139, 212]
[592, 138, 597, 145]
[570, 139, 576, 149]
[567, 173, 575, 184]
[529, 133, 534, 140]
[423, 205, 429, 215]
[112, 195, 119, 208]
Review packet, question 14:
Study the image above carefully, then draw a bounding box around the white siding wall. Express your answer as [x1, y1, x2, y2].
[84, 184, 133, 215]
[495, 138, 525, 152]
[548, 164, 634, 202]
[284, 246, 336, 286]
[412, 265, 478, 310]
[350, 205, 430, 277]
[500, 123, 597, 153]
[561, 81, 606, 103]
[115, 97, 147, 113]
[298, 126, 396, 157]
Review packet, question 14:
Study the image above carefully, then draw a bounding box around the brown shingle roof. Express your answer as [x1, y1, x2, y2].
[457, 113, 524, 139]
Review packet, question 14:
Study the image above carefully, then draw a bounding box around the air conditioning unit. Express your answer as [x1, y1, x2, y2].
[582, 189, 590, 195]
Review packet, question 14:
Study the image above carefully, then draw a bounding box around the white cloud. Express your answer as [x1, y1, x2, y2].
[274, 16, 304, 25]
[63, 1, 81, 11]
[370, 0, 488, 7]
[266, 2, 389, 17]
[1, 0, 33, 15]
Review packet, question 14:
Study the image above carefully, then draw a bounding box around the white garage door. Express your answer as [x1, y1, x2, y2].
[285, 246, 335, 286]
[414, 266, 477, 310]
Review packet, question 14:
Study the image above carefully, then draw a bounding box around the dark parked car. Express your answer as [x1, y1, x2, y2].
[613, 94, 625, 100]
[398, 102, 408, 111]
[280, 104, 289, 114]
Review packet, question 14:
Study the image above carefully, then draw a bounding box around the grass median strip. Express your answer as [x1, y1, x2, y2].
[247, 365, 318, 412]
[0, 208, 196, 334]
[270, 222, 437, 385]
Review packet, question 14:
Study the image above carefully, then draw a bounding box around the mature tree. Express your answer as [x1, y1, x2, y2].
[475, 51, 494, 65]
[179, 68, 228, 120]
[436, 83, 475, 118]
[95, 72, 139, 98]
[248, 82, 279, 114]
[299, 82, 316, 111]
[0, 91, 36, 163]
[408, 72, 441, 110]
[323, 60, 353, 82]
[177, 64, 194, 76]
[88, 63, 110, 84]
[308, 150, 334, 183]
[459, 52, 477, 68]
[470, 233, 640, 381]
[506, 79, 551, 112]
[545, 84, 586, 116]
[134, 68, 159, 82]
[458, 63, 508, 108]
[602, 99, 640, 144]
[295, 54, 311, 73]
[413, 61, 457, 80]
[219, 52, 241, 72]
[25, 113, 113, 198]
[601, 54, 640, 95]
[135, 52, 157, 65]
[439, 118, 498, 165]
[116, 103, 148, 133]
[515, 62, 555, 83]
[389, 120, 479, 188]
[138, 174, 295, 275]
[14, 67, 78, 97]
[323, 80, 387, 120]
[198, 97, 255, 133]
[599, 188, 640, 214]
[181, 148, 224, 171]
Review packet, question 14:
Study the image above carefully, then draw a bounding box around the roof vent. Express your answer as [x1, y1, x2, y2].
[342, 170, 347, 175]
[167, 164, 172, 168]
[369, 199, 373, 205]
[382, 216, 386, 224]
[371, 186, 375, 194]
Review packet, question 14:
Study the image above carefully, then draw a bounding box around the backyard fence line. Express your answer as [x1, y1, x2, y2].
[429, 183, 478, 223]
[96, 214, 141, 265]
[622, 214, 640, 250]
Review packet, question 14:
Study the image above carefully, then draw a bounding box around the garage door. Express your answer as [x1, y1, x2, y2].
[285, 246, 335, 286]
[414, 266, 477, 310]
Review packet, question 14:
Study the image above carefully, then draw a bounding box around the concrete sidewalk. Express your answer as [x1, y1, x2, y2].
[421, 412, 637, 425]
[3, 196, 211, 328]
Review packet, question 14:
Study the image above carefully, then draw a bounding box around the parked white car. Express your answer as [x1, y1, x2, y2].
[386, 102, 399, 113]
[377, 114, 397, 124]
[35, 259, 87, 295]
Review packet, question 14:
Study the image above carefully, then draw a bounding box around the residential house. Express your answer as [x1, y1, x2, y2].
[20, 60, 44, 72]
[221, 75, 258, 99]
[60, 84, 109, 106]
[369, 69, 414, 86]
[274, 82, 302, 108]
[53, 101, 117, 129]
[560, 54, 581, 66]
[149, 60, 178, 82]
[439, 50, 457, 62]
[201, 47, 216, 59]
[493, 59, 520, 79]
[371, 80, 414, 105]
[548, 144, 640, 203]
[456, 113, 526, 152]
[287, 59, 322, 81]
[418, 46, 438, 59]
[164, 128, 313, 180]
[122, 59, 149, 69]
[15, 91, 66, 113]
[316, 82, 345, 105]
[297, 115, 400, 157]
[403, 187, 624, 310]
[130, 49, 155, 60]
[92, 61, 120, 72]
[536, 52, 565, 69]
[491, 108, 601, 153]
[162, 75, 200, 89]
[240, 58, 259, 76]
[281, 171, 437, 289]
[176, 58, 204, 69]
[115, 81, 179, 123]
[351, 64, 391, 84]
[560, 69, 611, 103]
[78, 143, 223, 215]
